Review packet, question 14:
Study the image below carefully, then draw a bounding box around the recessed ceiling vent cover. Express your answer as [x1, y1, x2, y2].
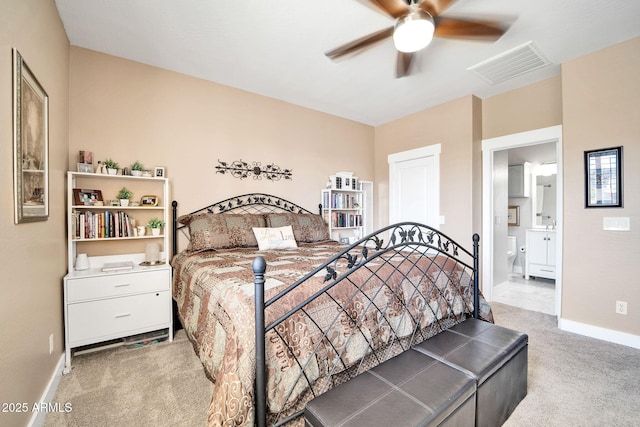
[467, 41, 551, 84]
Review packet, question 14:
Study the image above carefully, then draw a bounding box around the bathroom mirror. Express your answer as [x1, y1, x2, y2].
[533, 173, 556, 227]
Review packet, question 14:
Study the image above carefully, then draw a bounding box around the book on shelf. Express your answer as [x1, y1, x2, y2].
[328, 211, 362, 228]
[72, 210, 134, 239]
[101, 261, 134, 272]
[322, 191, 359, 209]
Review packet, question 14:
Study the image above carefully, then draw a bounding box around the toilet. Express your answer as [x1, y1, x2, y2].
[507, 236, 517, 272]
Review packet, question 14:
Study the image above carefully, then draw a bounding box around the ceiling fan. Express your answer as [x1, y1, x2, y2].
[325, 0, 509, 78]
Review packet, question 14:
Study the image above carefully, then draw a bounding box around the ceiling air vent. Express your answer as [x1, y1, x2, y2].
[467, 41, 551, 85]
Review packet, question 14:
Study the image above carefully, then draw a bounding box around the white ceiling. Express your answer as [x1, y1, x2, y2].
[55, 0, 640, 126]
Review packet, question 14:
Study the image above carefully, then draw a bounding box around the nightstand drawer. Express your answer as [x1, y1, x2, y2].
[66, 269, 170, 302]
[67, 290, 170, 344]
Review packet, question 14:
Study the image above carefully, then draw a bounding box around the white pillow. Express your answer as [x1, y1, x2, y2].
[253, 225, 298, 250]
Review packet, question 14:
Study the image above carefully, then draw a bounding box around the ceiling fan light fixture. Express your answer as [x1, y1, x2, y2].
[393, 10, 435, 53]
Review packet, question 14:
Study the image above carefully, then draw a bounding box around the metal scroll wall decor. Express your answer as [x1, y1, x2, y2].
[215, 159, 292, 181]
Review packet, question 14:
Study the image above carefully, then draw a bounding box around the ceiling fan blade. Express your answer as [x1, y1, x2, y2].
[396, 51, 415, 78]
[325, 26, 394, 59]
[419, 0, 456, 17]
[434, 17, 506, 40]
[356, 0, 410, 19]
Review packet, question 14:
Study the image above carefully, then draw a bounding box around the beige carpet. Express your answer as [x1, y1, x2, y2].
[45, 303, 640, 426]
[44, 330, 213, 427]
[493, 303, 640, 427]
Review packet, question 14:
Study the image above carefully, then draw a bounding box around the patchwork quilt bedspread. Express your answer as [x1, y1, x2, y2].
[171, 242, 492, 426]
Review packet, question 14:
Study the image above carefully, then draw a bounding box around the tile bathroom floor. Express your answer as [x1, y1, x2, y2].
[493, 274, 555, 315]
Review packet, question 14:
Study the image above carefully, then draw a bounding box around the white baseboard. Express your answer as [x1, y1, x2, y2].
[559, 318, 640, 349]
[27, 354, 65, 427]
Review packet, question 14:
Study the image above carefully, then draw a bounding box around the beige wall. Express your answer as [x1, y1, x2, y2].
[0, 0, 69, 425]
[374, 95, 481, 244]
[69, 48, 374, 223]
[482, 76, 563, 140]
[562, 37, 639, 335]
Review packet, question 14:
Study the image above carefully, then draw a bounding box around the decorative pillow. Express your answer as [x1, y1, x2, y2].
[265, 213, 331, 243]
[253, 226, 298, 251]
[178, 213, 266, 251]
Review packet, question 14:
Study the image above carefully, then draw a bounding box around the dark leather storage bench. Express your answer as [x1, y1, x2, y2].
[304, 349, 476, 427]
[413, 319, 528, 427]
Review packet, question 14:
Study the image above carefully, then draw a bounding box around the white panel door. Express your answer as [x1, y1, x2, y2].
[389, 145, 440, 228]
[360, 180, 374, 236]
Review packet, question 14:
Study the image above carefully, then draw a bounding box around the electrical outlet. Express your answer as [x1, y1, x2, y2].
[615, 301, 627, 315]
[49, 334, 54, 354]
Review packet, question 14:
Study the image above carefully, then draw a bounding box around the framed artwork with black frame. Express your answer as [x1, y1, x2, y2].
[584, 146, 623, 208]
[13, 49, 49, 223]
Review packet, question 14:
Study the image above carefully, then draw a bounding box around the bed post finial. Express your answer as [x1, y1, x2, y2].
[473, 233, 480, 319]
[253, 256, 267, 427]
[172, 201, 178, 256]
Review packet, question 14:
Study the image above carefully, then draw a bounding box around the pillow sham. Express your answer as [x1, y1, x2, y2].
[253, 226, 298, 251]
[178, 213, 266, 251]
[265, 213, 330, 243]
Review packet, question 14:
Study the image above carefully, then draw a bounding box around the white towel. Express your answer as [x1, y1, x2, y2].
[536, 186, 544, 213]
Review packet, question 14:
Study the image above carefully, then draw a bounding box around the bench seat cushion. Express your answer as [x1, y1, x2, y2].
[305, 349, 476, 427]
[413, 319, 528, 427]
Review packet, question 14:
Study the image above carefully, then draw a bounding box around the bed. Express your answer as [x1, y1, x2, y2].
[171, 193, 492, 427]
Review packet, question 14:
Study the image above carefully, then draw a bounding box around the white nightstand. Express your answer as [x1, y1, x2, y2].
[63, 263, 172, 373]
[63, 171, 173, 372]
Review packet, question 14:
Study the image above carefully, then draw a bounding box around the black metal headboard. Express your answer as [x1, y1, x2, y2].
[171, 193, 321, 255]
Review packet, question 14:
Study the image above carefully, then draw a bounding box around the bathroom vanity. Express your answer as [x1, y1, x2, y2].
[525, 229, 556, 280]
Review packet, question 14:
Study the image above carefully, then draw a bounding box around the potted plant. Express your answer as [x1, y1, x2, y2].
[131, 160, 144, 177]
[147, 217, 165, 236]
[117, 187, 133, 207]
[103, 158, 120, 175]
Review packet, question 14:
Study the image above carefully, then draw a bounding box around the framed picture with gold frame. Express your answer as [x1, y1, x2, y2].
[13, 49, 49, 223]
[140, 195, 159, 207]
[507, 205, 520, 226]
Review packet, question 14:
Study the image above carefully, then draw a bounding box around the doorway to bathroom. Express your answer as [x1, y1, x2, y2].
[481, 126, 563, 317]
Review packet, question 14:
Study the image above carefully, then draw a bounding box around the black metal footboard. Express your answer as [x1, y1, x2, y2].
[253, 223, 481, 426]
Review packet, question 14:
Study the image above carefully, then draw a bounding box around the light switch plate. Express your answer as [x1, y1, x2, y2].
[603, 217, 630, 231]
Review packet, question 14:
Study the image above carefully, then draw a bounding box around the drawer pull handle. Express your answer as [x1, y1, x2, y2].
[115, 313, 132, 318]
[541, 269, 554, 272]
[114, 283, 131, 288]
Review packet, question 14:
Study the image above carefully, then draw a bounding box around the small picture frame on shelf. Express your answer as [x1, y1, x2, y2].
[140, 195, 159, 207]
[77, 163, 93, 173]
[73, 188, 104, 205]
[154, 166, 165, 178]
[78, 150, 93, 165]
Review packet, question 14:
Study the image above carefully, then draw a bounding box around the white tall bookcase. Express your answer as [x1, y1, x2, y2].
[63, 171, 172, 373]
[321, 188, 363, 242]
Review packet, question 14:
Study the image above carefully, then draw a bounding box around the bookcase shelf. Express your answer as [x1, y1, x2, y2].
[321, 187, 365, 243]
[63, 171, 172, 373]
